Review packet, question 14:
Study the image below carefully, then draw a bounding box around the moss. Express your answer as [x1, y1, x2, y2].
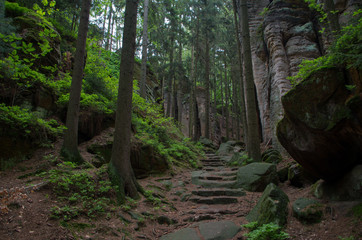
[5, 2, 31, 18]
[293, 198, 324, 224]
[108, 161, 125, 204]
[352, 202, 362, 220]
[60, 147, 84, 165]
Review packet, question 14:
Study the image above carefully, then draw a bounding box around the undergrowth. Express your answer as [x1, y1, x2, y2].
[39, 162, 115, 221]
[243, 222, 290, 240]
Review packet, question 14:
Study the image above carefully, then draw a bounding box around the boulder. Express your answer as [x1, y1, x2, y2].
[292, 198, 324, 224]
[261, 149, 282, 164]
[314, 165, 362, 201]
[216, 141, 235, 156]
[235, 163, 279, 192]
[288, 164, 317, 188]
[246, 183, 289, 226]
[277, 166, 289, 183]
[199, 137, 215, 149]
[277, 68, 362, 181]
[227, 152, 250, 167]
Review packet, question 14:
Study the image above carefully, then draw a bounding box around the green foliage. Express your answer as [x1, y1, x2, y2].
[352, 202, 362, 220]
[338, 236, 355, 240]
[0, 103, 65, 141]
[243, 222, 290, 240]
[289, 10, 362, 86]
[132, 81, 203, 168]
[227, 152, 253, 167]
[4, 2, 31, 18]
[41, 163, 114, 221]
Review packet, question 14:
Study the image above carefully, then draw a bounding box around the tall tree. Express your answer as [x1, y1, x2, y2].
[240, 0, 261, 161]
[140, 0, 150, 98]
[61, 0, 92, 163]
[109, 0, 142, 201]
[204, 33, 210, 139]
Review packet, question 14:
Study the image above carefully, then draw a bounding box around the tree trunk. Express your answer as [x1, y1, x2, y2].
[166, 37, 174, 117]
[204, 34, 210, 139]
[140, 0, 150, 99]
[177, 42, 183, 125]
[189, 45, 195, 138]
[220, 71, 225, 140]
[106, 2, 113, 51]
[240, 0, 261, 161]
[232, 0, 247, 143]
[61, 0, 92, 163]
[109, 0, 141, 202]
[109, 12, 115, 51]
[224, 59, 229, 141]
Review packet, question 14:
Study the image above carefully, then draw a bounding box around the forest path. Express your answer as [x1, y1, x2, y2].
[158, 153, 257, 240]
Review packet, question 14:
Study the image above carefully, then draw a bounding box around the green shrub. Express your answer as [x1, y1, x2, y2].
[243, 222, 290, 240]
[41, 163, 114, 221]
[0, 103, 65, 142]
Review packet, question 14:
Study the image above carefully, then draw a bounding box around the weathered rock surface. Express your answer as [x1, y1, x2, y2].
[246, 183, 289, 226]
[235, 163, 278, 192]
[277, 68, 362, 181]
[160, 220, 241, 240]
[216, 141, 236, 156]
[292, 198, 324, 224]
[314, 165, 362, 201]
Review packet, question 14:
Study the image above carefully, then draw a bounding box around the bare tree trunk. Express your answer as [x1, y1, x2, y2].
[224, 58, 230, 141]
[204, 34, 210, 139]
[109, 0, 142, 202]
[62, 0, 92, 163]
[140, 0, 150, 99]
[102, 3, 108, 45]
[109, 13, 115, 51]
[106, 2, 113, 51]
[240, 0, 261, 161]
[177, 42, 183, 125]
[220, 71, 225, 140]
[189, 46, 194, 138]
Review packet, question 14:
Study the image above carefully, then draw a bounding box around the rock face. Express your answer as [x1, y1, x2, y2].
[235, 163, 278, 192]
[314, 165, 362, 201]
[250, 0, 321, 149]
[246, 183, 289, 226]
[277, 68, 362, 180]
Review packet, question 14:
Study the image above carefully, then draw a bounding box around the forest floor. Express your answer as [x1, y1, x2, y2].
[0, 132, 361, 240]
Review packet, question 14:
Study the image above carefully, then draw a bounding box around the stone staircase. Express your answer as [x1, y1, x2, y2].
[160, 153, 246, 239]
[189, 153, 245, 205]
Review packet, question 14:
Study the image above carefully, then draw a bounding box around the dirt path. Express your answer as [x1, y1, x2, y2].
[0, 149, 361, 240]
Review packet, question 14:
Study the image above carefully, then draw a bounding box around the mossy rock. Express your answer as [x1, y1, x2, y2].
[235, 163, 279, 192]
[292, 198, 324, 224]
[246, 183, 289, 226]
[261, 149, 282, 164]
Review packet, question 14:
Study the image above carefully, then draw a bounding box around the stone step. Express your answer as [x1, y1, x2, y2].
[194, 179, 236, 188]
[213, 170, 238, 176]
[198, 174, 236, 181]
[192, 188, 246, 197]
[183, 214, 216, 222]
[202, 163, 225, 167]
[189, 196, 238, 204]
[201, 160, 223, 164]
